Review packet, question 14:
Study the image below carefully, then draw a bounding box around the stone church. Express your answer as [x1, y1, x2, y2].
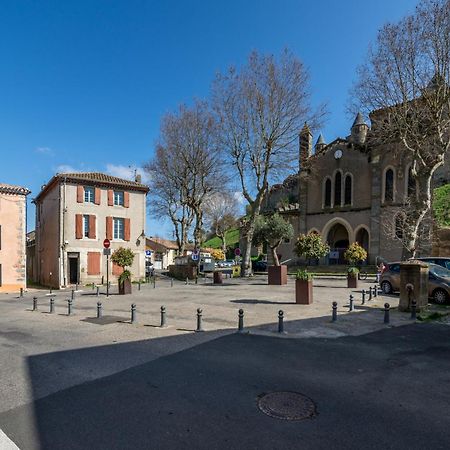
[264, 113, 450, 265]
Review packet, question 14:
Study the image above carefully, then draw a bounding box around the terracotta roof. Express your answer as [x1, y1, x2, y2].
[146, 237, 179, 250]
[35, 172, 149, 202]
[0, 183, 31, 196]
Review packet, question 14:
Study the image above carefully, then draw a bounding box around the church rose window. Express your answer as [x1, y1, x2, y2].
[334, 172, 342, 206]
[324, 178, 331, 207]
[344, 175, 352, 205]
[385, 169, 394, 202]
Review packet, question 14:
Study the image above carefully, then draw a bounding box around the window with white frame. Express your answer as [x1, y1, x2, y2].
[113, 218, 124, 240]
[83, 215, 90, 238]
[114, 191, 124, 206]
[84, 186, 95, 203]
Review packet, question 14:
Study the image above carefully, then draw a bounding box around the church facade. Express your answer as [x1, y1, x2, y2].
[264, 113, 450, 266]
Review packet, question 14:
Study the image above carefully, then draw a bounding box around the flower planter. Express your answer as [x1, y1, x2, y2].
[347, 275, 358, 289]
[213, 271, 223, 284]
[295, 279, 313, 304]
[119, 278, 132, 295]
[268, 265, 288, 285]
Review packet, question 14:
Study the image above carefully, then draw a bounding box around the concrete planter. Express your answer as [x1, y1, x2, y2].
[268, 265, 288, 285]
[295, 279, 313, 304]
[119, 278, 132, 295]
[347, 275, 358, 289]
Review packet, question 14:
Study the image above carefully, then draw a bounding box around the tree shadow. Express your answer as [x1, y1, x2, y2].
[230, 299, 295, 305]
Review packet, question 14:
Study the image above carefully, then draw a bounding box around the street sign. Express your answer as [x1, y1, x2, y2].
[234, 247, 241, 256]
[103, 238, 111, 249]
[103, 248, 111, 256]
[145, 250, 152, 256]
[191, 253, 199, 261]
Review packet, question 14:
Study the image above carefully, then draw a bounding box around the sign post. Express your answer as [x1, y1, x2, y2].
[103, 239, 111, 297]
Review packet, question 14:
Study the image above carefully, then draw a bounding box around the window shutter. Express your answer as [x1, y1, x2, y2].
[88, 215, 96, 239]
[124, 191, 130, 208]
[106, 217, 113, 240]
[77, 185, 84, 203]
[94, 188, 101, 205]
[108, 190, 114, 206]
[124, 218, 130, 241]
[87, 252, 101, 275]
[75, 214, 83, 239]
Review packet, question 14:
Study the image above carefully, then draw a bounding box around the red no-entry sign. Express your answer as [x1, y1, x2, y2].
[103, 238, 111, 249]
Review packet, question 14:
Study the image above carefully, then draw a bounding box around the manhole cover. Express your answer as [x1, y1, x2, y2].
[257, 391, 316, 421]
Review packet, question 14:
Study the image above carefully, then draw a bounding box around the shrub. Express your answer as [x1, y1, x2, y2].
[294, 233, 330, 261]
[211, 248, 225, 261]
[295, 269, 313, 281]
[111, 247, 135, 281]
[344, 242, 367, 267]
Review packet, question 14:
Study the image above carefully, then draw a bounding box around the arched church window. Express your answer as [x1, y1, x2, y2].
[324, 178, 331, 207]
[407, 167, 416, 198]
[384, 169, 394, 202]
[334, 172, 342, 206]
[344, 175, 352, 205]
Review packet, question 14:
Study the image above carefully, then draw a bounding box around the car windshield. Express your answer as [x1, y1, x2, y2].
[429, 264, 450, 278]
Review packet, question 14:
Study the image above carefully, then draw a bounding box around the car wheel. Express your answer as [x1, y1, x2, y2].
[433, 289, 448, 305]
[381, 281, 392, 294]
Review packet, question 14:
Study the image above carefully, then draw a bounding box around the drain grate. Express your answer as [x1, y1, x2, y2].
[257, 391, 316, 421]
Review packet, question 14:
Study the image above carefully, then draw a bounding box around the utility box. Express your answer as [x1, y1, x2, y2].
[399, 261, 429, 312]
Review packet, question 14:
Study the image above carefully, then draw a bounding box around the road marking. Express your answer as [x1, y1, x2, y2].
[0, 428, 20, 449]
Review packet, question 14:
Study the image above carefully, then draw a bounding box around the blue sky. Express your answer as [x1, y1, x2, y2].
[0, 0, 416, 237]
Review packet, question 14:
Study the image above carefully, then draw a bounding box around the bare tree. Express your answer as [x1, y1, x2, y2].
[203, 192, 238, 253]
[145, 100, 225, 251]
[212, 49, 326, 275]
[352, 0, 450, 258]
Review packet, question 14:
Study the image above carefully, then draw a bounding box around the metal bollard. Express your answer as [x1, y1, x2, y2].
[160, 306, 167, 327]
[361, 289, 366, 305]
[238, 309, 244, 333]
[96, 286, 100, 297]
[332, 301, 337, 322]
[278, 310, 284, 333]
[195, 308, 204, 332]
[383, 303, 390, 324]
[195, 276, 198, 285]
[153, 277, 156, 289]
[71, 289, 75, 301]
[131, 303, 136, 324]
[374, 284, 378, 298]
[97, 301, 103, 319]
[49, 296, 55, 314]
[411, 300, 417, 320]
[67, 298, 73, 316]
[368, 287, 372, 301]
[49, 285, 52, 295]
[138, 281, 141, 291]
[32, 296, 38, 311]
[20, 287, 23, 298]
[349, 295, 354, 312]
[170, 278, 173, 287]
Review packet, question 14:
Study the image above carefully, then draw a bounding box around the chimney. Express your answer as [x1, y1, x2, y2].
[135, 173, 142, 183]
[299, 122, 312, 171]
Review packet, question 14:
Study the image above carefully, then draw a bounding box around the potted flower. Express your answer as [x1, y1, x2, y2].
[253, 213, 294, 285]
[344, 242, 367, 289]
[111, 247, 135, 295]
[294, 233, 330, 304]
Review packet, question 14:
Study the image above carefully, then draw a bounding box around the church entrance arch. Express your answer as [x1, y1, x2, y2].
[326, 222, 350, 264]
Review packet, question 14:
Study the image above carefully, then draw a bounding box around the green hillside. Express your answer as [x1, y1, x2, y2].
[434, 184, 450, 227]
[203, 228, 240, 249]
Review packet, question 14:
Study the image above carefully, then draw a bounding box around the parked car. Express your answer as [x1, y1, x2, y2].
[145, 262, 154, 278]
[380, 262, 450, 304]
[414, 257, 450, 271]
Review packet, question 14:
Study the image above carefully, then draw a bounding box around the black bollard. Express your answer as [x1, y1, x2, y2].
[20, 287, 23, 298]
[238, 309, 244, 333]
[368, 287, 372, 301]
[96, 286, 100, 297]
[332, 301, 337, 322]
[131, 303, 136, 324]
[278, 310, 284, 333]
[411, 300, 417, 320]
[349, 295, 354, 312]
[361, 289, 366, 305]
[49, 296, 55, 314]
[374, 284, 378, 298]
[97, 301, 103, 319]
[195, 276, 198, 285]
[71, 289, 75, 301]
[383, 303, 390, 324]
[196, 308, 204, 332]
[32, 296, 38, 311]
[138, 281, 141, 291]
[67, 298, 73, 316]
[49, 285, 52, 295]
[160, 306, 167, 327]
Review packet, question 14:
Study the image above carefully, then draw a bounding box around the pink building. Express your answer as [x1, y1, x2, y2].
[0, 183, 30, 292]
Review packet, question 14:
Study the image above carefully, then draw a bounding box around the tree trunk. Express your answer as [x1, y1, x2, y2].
[219, 232, 227, 254]
[271, 246, 280, 266]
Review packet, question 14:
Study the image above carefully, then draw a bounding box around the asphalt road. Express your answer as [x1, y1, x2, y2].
[1, 323, 450, 450]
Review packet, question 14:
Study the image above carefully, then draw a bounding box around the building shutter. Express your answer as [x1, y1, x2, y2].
[94, 188, 101, 205]
[87, 252, 101, 275]
[106, 217, 113, 240]
[75, 214, 83, 239]
[124, 191, 130, 208]
[77, 185, 84, 203]
[88, 215, 96, 239]
[108, 189, 114, 206]
[124, 218, 130, 241]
